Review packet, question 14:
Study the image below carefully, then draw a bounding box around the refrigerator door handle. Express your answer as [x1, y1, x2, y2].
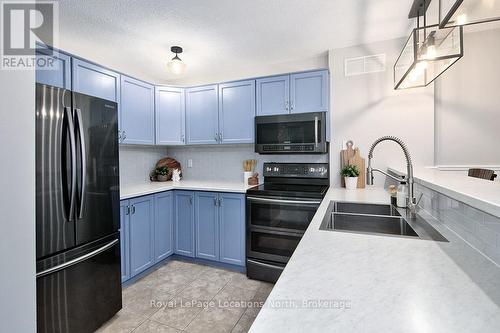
[75, 108, 86, 219]
[64, 106, 77, 221]
[36, 239, 119, 278]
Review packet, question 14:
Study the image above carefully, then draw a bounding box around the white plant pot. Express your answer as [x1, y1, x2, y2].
[345, 177, 358, 190]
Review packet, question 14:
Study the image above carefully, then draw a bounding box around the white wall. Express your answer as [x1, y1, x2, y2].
[0, 72, 36, 331]
[328, 38, 435, 187]
[434, 27, 500, 166]
[168, 145, 328, 183]
[119, 146, 169, 186]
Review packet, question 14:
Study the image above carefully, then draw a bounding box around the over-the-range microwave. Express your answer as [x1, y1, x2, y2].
[255, 112, 327, 154]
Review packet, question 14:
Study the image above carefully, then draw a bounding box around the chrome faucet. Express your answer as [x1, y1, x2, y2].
[366, 136, 417, 211]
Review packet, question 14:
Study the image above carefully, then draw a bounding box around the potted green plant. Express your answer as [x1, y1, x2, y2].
[155, 166, 169, 182]
[341, 164, 360, 190]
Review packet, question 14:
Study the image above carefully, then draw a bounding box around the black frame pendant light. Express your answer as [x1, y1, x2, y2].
[167, 46, 186, 74]
[440, 0, 500, 28]
[394, 0, 464, 90]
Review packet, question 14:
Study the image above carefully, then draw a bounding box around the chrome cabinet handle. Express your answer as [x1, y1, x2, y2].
[75, 108, 86, 219]
[219, 132, 223, 142]
[290, 101, 294, 111]
[181, 134, 185, 143]
[314, 116, 319, 148]
[214, 197, 218, 206]
[215, 133, 219, 142]
[131, 205, 136, 214]
[219, 197, 223, 207]
[125, 206, 130, 215]
[36, 239, 119, 278]
[64, 106, 77, 221]
[122, 130, 127, 142]
[285, 100, 289, 111]
[189, 196, 193, 205]
[118, 130, 122, 143]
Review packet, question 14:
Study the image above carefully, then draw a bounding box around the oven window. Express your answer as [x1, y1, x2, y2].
[256, 120, 321, 145]
[250, 231, 301, 258]
[248, 199, 319, 231]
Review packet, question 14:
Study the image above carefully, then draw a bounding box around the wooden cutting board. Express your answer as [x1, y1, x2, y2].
[348, 148, 366, 188]
[340, 141, 355, 187]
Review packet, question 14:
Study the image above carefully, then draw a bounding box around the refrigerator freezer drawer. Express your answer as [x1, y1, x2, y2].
[36, 234, 122, 333]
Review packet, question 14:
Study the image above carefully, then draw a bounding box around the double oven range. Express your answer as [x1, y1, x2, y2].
[246, 163, 329, 283]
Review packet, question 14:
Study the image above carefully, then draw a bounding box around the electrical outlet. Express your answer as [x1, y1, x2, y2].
[342, 140, 355, 149]
[188, 159, 193, 168]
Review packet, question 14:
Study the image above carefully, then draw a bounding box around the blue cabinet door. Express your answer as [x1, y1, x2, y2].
[256, 75, 290, 116]
[218, 193, 246, 266]
[155, 86, 186, 145]
[119, 200, 130, 282]
[72, 58, 120, 102]
[174, 191, 195, 257]
[218, 80, 255, 144]
[195, 192, 219, 261]
[35, 48, 72, 89]
[120, 76, 155, 145]
[129, 195, 155, 277]
[290, 70, 329, 114]
[154, 191, 174, 262]
[185, 85, 219, 145]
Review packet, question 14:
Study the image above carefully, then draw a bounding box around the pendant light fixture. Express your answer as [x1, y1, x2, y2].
[167, 46, 186, 75]
[440, 0, 500, 27]
[394, 0, 463, 90]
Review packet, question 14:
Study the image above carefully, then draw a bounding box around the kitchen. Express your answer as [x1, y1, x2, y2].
[1, 0, 500, 332]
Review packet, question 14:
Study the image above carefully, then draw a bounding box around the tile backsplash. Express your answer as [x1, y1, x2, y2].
[416, 183, 500, 266]
[119, 145, 168, 186]
[167, 144, 329, 183]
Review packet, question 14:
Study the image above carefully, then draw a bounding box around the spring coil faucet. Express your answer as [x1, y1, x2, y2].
[366, 136, 417, 211]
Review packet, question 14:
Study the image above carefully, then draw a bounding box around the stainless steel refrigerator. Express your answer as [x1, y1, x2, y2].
[35, 83, 121, 333]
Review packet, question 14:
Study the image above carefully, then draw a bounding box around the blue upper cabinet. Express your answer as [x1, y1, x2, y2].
[119, 200, 130, 283]
[120, 76, 155, 145]
[185, 85, 219, 145]
[195, 192, 219, 261]
[155, 86, 186, 145]
[129, 195, 155, 277]
[290, 70, 329, 114]
[218, 80, 256, 144]
[174, 191, 195, 257]
[72, 58, 120, 102]
[35, 48, 72, 90]
[256, 75, 290, 116]
[154, 192, 174, 262]
[218, 193, 246, 266]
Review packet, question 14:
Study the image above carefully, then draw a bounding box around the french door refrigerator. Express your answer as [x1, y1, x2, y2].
[35, 83, 121, 333]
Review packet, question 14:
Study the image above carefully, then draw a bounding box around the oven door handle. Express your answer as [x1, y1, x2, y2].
[247, 196, 322, 205]
[247, 259, 285, 271]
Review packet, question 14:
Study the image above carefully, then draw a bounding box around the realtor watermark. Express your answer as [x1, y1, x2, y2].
[150, 298, 351, 310]
[1, 0, 59, 70]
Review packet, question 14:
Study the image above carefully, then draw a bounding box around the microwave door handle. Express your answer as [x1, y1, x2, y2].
[314, 116, 319, 148]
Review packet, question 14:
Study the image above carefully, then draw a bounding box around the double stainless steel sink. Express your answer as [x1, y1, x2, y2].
[320, 201, 448, 242]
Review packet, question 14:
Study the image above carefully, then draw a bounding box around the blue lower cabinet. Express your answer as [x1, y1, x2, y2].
[195, 192, 219, 261]
[129, 195, 155, 277]
[119, 200, 130, 283]
[219, 193, 246, 266]
[154, 192, 174, 262]
[174, 191, 195, 257]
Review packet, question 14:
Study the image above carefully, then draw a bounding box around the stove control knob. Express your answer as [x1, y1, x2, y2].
[266, 166, 272, 172]
[273, 167, 279, 172]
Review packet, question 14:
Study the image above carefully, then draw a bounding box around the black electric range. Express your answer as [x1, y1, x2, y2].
[246, 162, 329, 283]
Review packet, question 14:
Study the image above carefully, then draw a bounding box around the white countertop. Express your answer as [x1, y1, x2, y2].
[120, 180, 254, 200]
[389, 166, 500, 218]
[250, 187, 500, 333]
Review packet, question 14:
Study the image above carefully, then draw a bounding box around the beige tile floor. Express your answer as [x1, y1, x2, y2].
[96, 259, 274, 333]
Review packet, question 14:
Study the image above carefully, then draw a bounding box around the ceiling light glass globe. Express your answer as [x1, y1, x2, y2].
[167, 58, 186, 75]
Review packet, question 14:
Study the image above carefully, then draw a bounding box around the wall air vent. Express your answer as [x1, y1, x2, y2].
[344, 54, 386, 77]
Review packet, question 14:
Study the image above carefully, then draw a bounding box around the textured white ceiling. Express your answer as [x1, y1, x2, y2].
[57, 0, 415, 85]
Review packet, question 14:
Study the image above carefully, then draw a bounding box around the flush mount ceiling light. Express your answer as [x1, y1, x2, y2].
[394, 0, 463, 90]
[440, 0, 500, 28]
[167, 46, 186, 75]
